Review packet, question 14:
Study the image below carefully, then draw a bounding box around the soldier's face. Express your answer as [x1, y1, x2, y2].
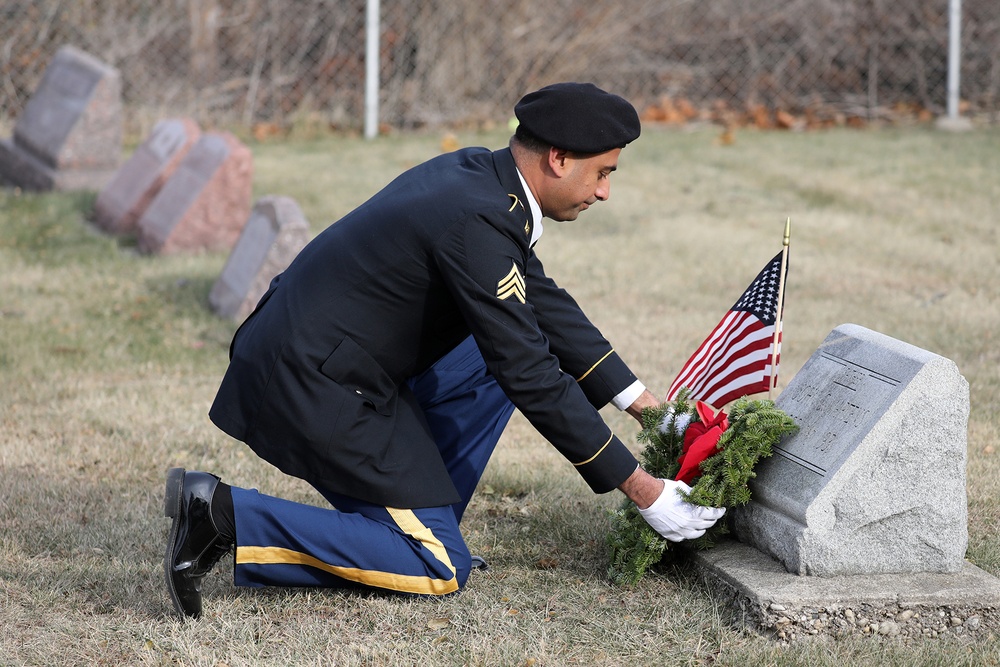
[545, 148, 620, 222]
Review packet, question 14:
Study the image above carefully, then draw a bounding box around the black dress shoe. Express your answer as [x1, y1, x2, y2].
[163, 467, 233, 619]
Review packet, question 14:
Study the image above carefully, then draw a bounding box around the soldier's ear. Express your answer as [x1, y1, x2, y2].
[547, 147, 571, 177]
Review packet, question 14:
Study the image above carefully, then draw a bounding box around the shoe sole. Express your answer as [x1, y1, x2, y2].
[163, 467, 189, 619]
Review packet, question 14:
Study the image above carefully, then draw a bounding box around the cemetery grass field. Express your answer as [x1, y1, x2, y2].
[1, 124, 999, 666]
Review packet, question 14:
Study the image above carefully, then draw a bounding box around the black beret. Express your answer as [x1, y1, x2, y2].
[514, 82, 641, 153]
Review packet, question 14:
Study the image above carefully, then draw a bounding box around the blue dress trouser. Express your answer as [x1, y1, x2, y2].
[230, 337, 516, 595]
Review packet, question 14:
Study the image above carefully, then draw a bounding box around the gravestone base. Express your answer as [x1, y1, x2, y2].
[691, 540, 1000, 642]
[0, 137, 117, 191]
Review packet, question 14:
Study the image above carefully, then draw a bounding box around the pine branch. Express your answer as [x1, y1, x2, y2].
[606, 392, 798, 586]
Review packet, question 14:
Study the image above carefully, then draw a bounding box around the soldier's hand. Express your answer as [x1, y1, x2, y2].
[637, 479, 725, 542]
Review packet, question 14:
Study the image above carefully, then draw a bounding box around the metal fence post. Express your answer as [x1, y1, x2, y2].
[938, 0, 973, 129]
[946, 0, 962, 119]
[364, 0, 380, 140]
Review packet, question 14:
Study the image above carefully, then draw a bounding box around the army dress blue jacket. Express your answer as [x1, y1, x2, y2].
[209, 147, 640, 508]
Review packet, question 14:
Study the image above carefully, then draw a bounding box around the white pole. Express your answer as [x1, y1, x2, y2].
[364, 0, 380, 139]
[768, 218, 790, 401]
[946, 0, 961, 119]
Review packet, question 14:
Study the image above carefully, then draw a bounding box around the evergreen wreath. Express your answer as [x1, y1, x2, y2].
[607, 388, 798, 586]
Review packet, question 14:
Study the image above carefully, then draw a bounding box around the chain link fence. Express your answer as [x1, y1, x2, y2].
[1, 0, 998, 138]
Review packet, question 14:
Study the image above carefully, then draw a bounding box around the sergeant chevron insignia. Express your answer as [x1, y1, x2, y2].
[497, 261, 526, 304]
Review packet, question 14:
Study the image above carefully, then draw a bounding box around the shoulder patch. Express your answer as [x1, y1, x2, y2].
[497, 261, 526, 304]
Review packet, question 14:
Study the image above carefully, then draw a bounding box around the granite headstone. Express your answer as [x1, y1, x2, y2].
[0, 45, 122, 191]
[136, 131, 253, 255]
[93, 118, 201, 234]
[209, 196, 310, 321]
[731, 323, 970, 577]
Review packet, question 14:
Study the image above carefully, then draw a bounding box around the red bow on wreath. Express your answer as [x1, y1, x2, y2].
[675, 401, 729, 485]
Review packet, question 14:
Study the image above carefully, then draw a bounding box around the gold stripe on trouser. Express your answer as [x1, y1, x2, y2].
[235, 508, 459, 595]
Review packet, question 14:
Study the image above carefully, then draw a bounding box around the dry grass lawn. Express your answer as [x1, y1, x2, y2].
[1, 124, 999, 665]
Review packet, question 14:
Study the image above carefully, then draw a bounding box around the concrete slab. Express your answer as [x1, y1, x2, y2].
[935, 116, 974, 132]
[691, 539, 1000, 641]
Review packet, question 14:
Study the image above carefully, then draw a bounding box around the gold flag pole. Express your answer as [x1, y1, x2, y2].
[768, 218, 791, 400]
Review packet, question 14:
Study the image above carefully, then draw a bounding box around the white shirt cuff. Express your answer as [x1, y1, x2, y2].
[611, 380, 645, 411]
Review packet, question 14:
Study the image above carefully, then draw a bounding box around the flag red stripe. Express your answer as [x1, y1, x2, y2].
[665, 250, 787, 407]
[687, 346, 772, 406]
[680, 324, 772, 396]
[701, 356, 771, 406]
[693, 343, 773, 397]
[668, 314, 769, 400]
[666, 312, 746, 396]
[667, 312, 760, 399]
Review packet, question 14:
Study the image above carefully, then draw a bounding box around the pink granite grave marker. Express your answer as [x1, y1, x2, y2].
[136, 132, 253, 254]
[93, 118, 201, 234]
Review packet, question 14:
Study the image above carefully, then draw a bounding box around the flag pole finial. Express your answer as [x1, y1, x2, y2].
[783, 217, 791, 247]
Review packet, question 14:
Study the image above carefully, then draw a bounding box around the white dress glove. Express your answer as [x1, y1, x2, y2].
[638, 479, 726, 542]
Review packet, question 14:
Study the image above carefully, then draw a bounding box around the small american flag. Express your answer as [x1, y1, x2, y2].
[666, 251, 787, 408]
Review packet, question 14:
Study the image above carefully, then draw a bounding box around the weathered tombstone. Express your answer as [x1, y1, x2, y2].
[209, 196, 310, 321]
[136, 131, 253, 255]
[0, 45, 122, 191]
[731, 323, 970, 577]
[93, 118, 201, 235]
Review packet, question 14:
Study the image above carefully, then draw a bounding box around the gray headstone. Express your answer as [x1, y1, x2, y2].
[0, 45, 122, 191]
[731, 323, 969, 577]
[136, 131, 253, 255]
[209, 196, 310, 321]
[93, 118, 201, 235]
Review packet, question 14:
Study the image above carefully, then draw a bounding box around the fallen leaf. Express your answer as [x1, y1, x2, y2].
[441, 133, 459, 153]
[775, 109, 800, 130]
[427, 617, 451, 630]
[252, 122, 284, 141]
